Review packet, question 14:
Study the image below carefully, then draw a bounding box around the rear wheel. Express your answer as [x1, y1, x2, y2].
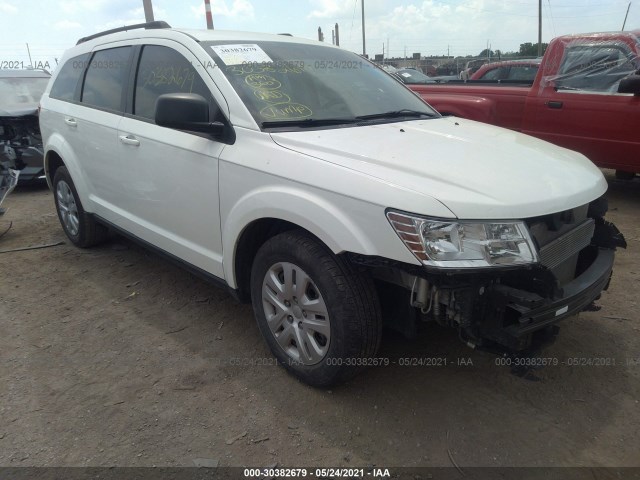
[250, 230, 382, 387]
[53, 166, 107, 247]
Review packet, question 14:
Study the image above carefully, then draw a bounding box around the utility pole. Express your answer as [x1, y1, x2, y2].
[318, 27, 324, 42]
[335, 23, 340, 46]
[361, 0, 366, 57]
[142, 0, 154, 22]
[204, 0, 214, 29]
[537, 0, 542, 56]
[26, 43, 33, 67]
[622, 2, 631, 31]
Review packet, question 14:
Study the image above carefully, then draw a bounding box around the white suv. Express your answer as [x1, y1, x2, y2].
[39, 22, 625, 386]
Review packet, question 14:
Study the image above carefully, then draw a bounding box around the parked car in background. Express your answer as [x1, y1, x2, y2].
[410, 31, 640, 177]
[0, 69, 50, 183]
[471, 59, 542, 81]
[459, 59, 487, 80]
[394, 68, 436, 84]
[394, 69, 456, 85]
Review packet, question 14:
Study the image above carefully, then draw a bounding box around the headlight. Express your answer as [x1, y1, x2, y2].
[387, 211, 538, 268]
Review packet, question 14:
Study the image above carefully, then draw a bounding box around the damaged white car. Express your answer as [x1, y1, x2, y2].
[0, 69, 49, 184]
[39, 23, 626, 386]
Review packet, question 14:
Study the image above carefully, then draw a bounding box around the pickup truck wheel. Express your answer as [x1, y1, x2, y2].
[53, 166, 107, 247]
[250, 231, 382, 387]
[615, 170, 635, 180]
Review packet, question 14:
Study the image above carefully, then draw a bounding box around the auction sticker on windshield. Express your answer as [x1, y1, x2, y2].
[210, 44, 272, 66]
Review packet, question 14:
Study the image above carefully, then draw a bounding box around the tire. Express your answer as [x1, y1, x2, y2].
[53, 166, 107, 247]
[250, 230, 382, 387]
[615, 170, 636, 181]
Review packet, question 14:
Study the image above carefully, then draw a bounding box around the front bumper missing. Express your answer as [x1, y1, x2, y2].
[484, 247, 614, 349]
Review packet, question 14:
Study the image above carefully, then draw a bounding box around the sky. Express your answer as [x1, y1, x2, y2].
[0, 0, 638, 70]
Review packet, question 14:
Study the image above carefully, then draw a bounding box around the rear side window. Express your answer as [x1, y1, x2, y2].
[480, 67, 508, 80]
[508, 65, 538, 81]
[134, 45, 213, 121]
[81, 47, 132, 112]
[50, 53, 89, 101]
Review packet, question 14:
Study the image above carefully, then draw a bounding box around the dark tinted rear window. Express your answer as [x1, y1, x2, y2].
[81, 47, 132, 112]
[50, 53, 89, 101]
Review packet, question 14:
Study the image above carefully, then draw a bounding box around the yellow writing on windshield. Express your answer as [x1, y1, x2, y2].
[254, 89, 291, 104]
[227, 62, 304, 76]
[245, 74, 281, 90]
[260, 102, 313, 119]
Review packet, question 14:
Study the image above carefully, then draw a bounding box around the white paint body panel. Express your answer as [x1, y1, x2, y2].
[271, 117, 607, 219]
[39, 28, 608, 289]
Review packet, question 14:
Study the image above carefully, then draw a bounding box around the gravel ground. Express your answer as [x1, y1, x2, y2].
[0, 171, 639, 469]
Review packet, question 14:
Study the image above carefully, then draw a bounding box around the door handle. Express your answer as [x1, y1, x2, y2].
[546, 101, 563, 109]
[119, 135, 140, 147]
[64, 118, 77, 127]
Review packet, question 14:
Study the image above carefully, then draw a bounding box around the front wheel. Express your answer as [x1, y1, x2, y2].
[250, 231, 382, 387]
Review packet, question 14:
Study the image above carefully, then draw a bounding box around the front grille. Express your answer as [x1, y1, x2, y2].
[538, 219, 595, 269]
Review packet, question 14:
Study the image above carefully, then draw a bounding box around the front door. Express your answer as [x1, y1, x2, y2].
[116, 42, 228, 278]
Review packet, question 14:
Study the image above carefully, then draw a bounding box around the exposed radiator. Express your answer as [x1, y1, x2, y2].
[538, 219, 595, 269]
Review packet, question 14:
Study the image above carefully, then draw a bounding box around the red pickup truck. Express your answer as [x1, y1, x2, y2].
[410, 31, 640, 177]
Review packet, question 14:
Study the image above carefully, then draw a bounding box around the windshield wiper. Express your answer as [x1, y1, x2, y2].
[261, 118, 358, 129]
[356, 109, 437, 121]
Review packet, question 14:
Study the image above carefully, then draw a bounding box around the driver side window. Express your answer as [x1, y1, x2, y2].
[134, 45, 219, 122]
[556, 44, 637, 92]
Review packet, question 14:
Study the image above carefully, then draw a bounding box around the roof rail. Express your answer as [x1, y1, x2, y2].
[76, 20, 171, 45]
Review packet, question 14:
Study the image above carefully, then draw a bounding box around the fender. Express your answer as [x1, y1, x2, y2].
[420, 94, 496, 123]
[44, 133, 93, 211]
[221, 185, 416, 288]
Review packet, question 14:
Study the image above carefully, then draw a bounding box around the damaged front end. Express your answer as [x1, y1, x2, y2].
[0, 111, 45, 184]
[353, 196, 626, 357]
[0, 69, 50, 184]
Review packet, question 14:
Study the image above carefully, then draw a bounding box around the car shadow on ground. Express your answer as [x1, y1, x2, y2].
[88, 218, 635, 466]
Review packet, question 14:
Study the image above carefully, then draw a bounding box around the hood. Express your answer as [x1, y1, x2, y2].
[0, 105, 38, 117]
[270, 117, 607, 219]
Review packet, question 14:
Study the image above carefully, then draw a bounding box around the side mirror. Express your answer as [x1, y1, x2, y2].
[618, 74, 640, 95]
[155, 93, 225, 135]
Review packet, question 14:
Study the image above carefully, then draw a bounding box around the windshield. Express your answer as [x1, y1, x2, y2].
[205, 41, 437, 129]
[0, 77, 49, 109]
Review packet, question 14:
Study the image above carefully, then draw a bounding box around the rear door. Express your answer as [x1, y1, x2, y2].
[115, 41, 228, 278]
[70, 45, 133, 214]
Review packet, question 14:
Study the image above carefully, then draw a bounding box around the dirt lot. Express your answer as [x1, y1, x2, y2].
[1, 171, 639, 469]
